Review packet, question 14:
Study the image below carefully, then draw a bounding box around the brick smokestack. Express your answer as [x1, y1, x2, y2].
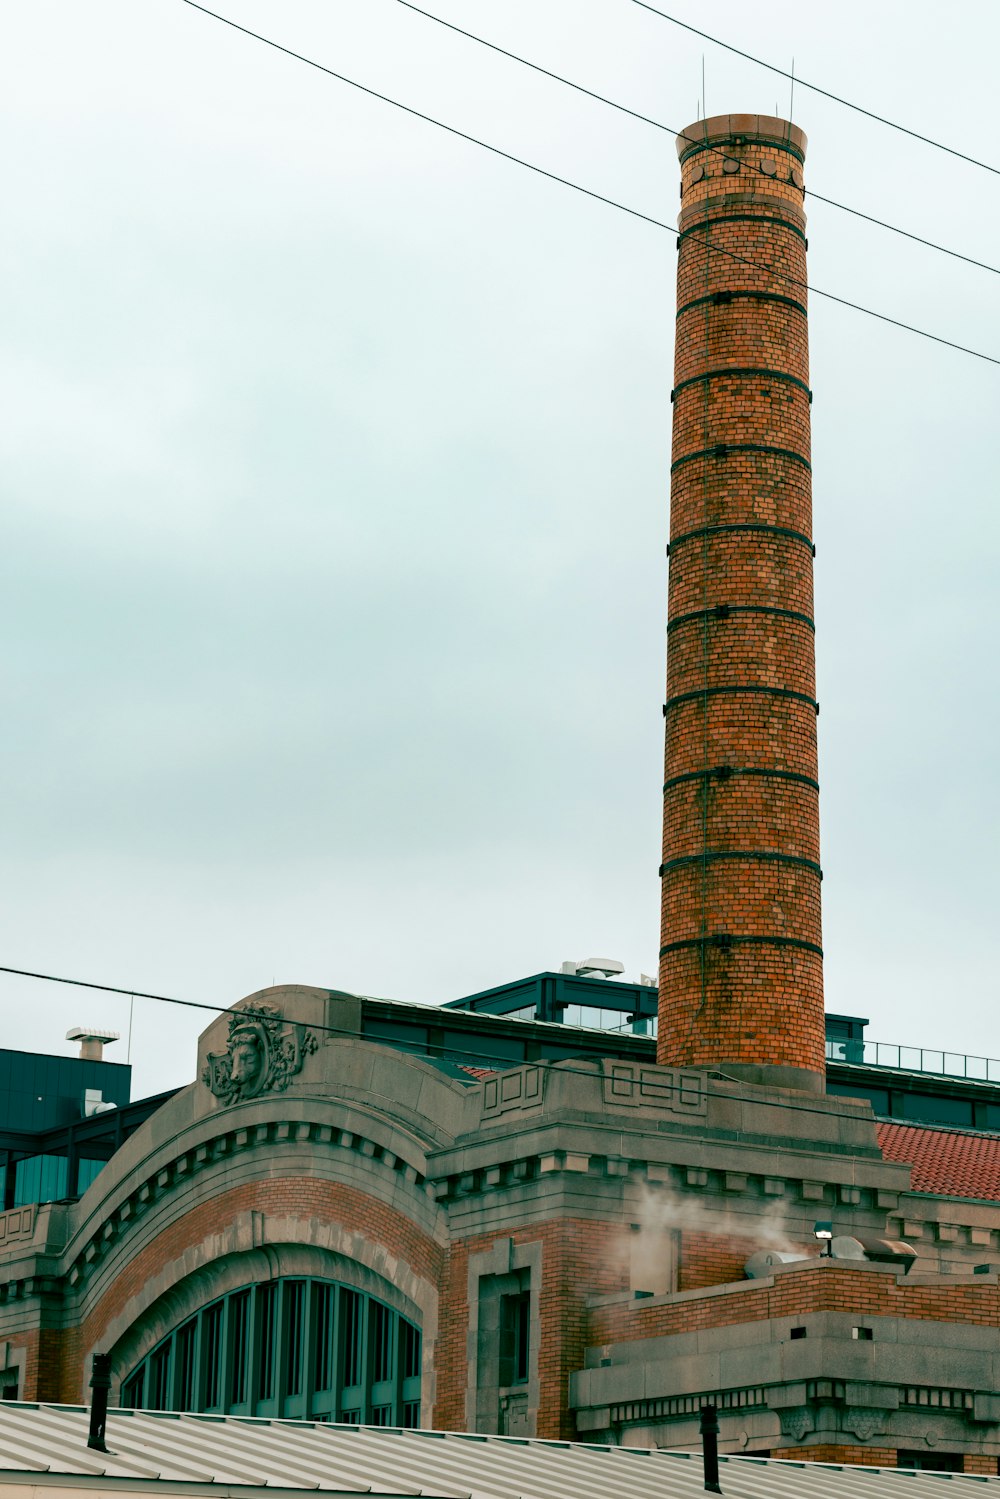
[657, 113, 824, 1092]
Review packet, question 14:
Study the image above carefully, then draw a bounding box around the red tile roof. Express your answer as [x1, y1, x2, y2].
[877, 1120, 1000, 1201]
[458, 1065, 496, 1081]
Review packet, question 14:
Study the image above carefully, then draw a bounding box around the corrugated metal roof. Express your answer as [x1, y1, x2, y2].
[0, 1405, 995, 1496]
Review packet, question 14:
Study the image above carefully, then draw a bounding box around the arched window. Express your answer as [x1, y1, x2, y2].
[121, 1277, 422, 1426]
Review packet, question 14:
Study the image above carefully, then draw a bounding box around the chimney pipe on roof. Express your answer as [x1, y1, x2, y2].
[700, 1403, 722, 1492]
[87, 1352, 111, 1452]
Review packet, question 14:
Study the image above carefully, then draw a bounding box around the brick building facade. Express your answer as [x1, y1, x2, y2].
[1, 114, 998, 1475]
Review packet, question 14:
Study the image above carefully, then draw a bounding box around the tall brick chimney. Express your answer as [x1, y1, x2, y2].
[657, 113, 824, 1093]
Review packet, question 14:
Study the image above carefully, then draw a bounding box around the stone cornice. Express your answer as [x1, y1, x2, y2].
[44, 1114, 432, 1298]
[428, 1140, 903, 1218]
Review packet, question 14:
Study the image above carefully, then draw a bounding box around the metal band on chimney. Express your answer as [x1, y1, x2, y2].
[660, 852, 822, 877]
[671, 367, 812, 399]
[660, 936, 824, 958]
[671, 444, 812, 474]
[678, 136, 806, 166]
[663, 768, 820, 792]
[667, 606, 816, 633]
[668, 523, 814, 551]
[658, 112, 825, 1086]
[678, 213, 807, 243]
[664, 686, 819, 712]
[677, 290, 808, 319]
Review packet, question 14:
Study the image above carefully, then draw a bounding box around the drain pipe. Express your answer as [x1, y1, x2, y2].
[87, 1353, 111, 1452]
[699, 1403, 722, 1493]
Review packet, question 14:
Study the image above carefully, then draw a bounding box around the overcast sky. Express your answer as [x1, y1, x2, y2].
[1, 0, 997, 1098]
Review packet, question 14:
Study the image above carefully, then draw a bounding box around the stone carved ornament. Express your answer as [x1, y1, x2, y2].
[844, 1408, 888, 1443]
[202, 1004, 317, 1104]
[778, 1408, 813, 1443]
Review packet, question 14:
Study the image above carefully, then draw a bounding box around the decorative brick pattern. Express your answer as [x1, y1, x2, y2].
[658, 114, 824, 1080]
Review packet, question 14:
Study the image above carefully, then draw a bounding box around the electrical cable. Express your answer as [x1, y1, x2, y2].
[84, 3, 991, 1125]
[626, 0, 1000, 178]
[0, 961, 953, 1134]
[396, 0, 1000, 278]
[175, 1, 1000, 367]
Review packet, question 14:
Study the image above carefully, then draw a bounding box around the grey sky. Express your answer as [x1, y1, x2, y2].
[1, 0, 997, 1098]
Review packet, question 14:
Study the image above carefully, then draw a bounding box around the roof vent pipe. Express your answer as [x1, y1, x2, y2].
[87, 1352, 111, 1452]
[744, 1249, 810, 1278]
[699, 1403, 722, 1493]
[66, 1028, 120, 1062]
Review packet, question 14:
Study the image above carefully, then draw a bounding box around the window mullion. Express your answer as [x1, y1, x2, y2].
[249, 1284, 264, 1408]
[301, 1281, 318, 1420]
[191, 1314, 204, 1414]
[274, 1280, 289, 1413]
[361, 1295, 374, 1425]
[220, 1294, 235, 1413]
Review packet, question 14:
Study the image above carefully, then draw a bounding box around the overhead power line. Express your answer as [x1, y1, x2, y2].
[179, 4, 1000, 365]
[0, 960, 918, 1134]
[396, 0, 1000, 279]
[627, 0, 1000, 178]
[177, 1, 999, 366]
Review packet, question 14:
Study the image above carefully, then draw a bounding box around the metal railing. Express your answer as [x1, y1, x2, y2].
[826, 1038, 1000, 1083]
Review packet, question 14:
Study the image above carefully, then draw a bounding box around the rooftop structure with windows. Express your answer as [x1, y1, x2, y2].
[0, 1030, 170, 1212]
[7, 976, 1000, 1214]
[448, 971, 1000, 1135]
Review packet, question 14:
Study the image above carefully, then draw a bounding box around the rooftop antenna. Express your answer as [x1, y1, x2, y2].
[701, 53, 706, 118]
[790, 56, 796, 119]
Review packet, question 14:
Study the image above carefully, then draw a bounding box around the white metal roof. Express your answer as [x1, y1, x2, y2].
[0, 1405, 995, 1497]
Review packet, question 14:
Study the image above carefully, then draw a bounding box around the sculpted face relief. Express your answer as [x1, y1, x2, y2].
[202, 1004, 317, 1103]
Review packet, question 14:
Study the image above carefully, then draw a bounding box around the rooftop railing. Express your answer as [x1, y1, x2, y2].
[826, 1038, 1000, 1084]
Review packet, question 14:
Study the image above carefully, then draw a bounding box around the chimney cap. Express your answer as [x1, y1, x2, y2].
[66, 1027, 121, 1044]
[677, 112, 808, 162]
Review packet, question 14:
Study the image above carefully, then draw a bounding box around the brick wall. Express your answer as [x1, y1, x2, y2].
[657, 113, 824, 1081]
[37, 1184, 628, 1437]
[43, 1178, 444, 1404]
[590, 1263, 1000, 1346]
[436, 1218, 628, 1439]
[677, 1229, 760, 1291]
[777, 1445, 897, 1467]
[778, 1451, 997, 1473]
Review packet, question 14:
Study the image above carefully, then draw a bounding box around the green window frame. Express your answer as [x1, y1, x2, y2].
[120, 1276, 422, 1425]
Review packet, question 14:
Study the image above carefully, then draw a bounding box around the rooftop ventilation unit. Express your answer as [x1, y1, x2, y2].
[561, 958, 625, 979]
[744, 1235, 916, 1280]
[855, 1236, 918, 1273]
[66, 1027, 120, 1062]
[83, 1088, 117, 1118]
[744, 1249, 810, 1278]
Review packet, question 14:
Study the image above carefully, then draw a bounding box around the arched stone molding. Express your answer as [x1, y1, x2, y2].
[72, 1035, 464, 1209]
[58, 1091, 450, 1316]
[84, 1210, 440, 1419]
